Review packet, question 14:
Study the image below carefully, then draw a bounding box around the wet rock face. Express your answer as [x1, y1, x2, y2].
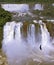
[21, 21, 40, 39]
[43, 21, 54, 38]
[46, 22, 54, 38]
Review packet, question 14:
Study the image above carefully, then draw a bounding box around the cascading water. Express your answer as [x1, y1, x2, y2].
[40, 22, 51, 53]
[1, 4, 29, 12]
[39, 20, 54, 56]
[2, 21, 54, 65]
[3, 22, 16, 43]
[27, 24, 36, 48]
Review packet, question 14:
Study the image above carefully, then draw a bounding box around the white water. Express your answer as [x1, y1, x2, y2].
[1, 4, 29, 12]
[1, 4, 44, 13]
[40, 23, 51, 54]
[52, 3, 54, 6]
[3, 21, 16, 43]
[2, 21, 54, 65]
[34, 4, 43, 10]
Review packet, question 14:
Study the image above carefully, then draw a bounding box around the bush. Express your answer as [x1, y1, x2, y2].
[0, 7, 12, 49]
[0, 7, 12, 27]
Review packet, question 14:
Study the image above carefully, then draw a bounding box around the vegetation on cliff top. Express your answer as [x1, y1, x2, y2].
[0, 6, 12, 26]
[0, 0, 54, 3]
[0, 6, 12, 49]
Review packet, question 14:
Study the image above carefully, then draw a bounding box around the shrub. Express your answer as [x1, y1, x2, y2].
[0, 7, 12, 49]
[0, 7, 12, 26]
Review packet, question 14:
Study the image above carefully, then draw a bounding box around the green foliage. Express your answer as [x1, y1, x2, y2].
[0, 0, 54, 3]
[0, 7, 12, 49]
[32, 6, 54, 18]
[41, 10, 54, 17]
[0, 7, 12, 26]
[41, 4, 54, 17]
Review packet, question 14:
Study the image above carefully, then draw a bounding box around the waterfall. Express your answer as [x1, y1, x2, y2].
[41, 23, 50, 47]
[40, 22, 52, 54]
[2, 21, 54, 65]
[34, 4, 43, 10]
[15, 22, 23, 40]
[1, 4, 29, 13]
[3, 21, 16, 44]
[2, 21, 52, 54]
[27, 24, 36, 48]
